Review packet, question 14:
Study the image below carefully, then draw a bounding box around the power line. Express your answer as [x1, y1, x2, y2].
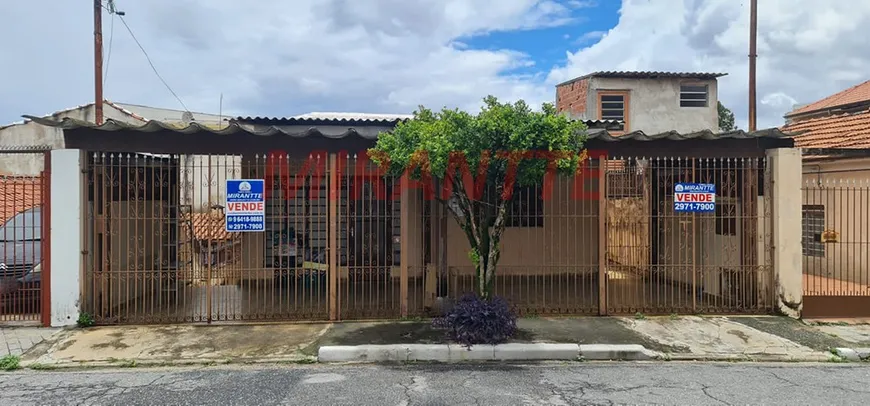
[116, 10, 190, 112]
[103, 12, 114, 86]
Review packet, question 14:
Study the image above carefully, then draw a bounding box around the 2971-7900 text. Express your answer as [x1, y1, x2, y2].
[673, 202, 715, 212]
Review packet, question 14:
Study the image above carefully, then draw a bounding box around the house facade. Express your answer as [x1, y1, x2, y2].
[556, 71, 723, 134]
[782, 79, 870, 318]
[24, 107, 803, 326]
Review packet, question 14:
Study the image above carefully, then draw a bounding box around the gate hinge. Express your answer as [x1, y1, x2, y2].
[81, 250, 90, 255]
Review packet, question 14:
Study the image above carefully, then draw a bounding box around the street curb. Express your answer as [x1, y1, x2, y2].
[833, 348, 870, 362]
[317, 343, 660, 363]
[662, 353, 837, 362]
[18, 355, 318, 370]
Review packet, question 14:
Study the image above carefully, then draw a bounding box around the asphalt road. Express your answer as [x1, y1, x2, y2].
[1, 363, 868, 405]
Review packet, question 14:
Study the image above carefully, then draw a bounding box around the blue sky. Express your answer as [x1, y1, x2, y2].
[2, 1, 869, 130]
[460, 1, 621, 78]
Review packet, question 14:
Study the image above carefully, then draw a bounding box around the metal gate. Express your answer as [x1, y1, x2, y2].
[0, 149, 50, 326]
[802, 177, 870, 318]
[82, 152, 411, 324]
[603, 156, 774, 315]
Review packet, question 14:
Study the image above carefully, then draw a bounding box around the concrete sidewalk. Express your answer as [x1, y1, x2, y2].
[1, 327, 60, 357]
[14, 316, 870, 368]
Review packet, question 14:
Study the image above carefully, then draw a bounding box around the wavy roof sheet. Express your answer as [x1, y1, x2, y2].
[558, 71, 727, 87]
[25, 115, 789, 143]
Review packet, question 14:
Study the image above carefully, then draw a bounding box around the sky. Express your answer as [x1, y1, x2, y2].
[2, 0, 869, 131]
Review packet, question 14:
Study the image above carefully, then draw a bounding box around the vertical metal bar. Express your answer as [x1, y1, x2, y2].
[598, 156, 607, 315]
[41, 152, 52, 327]
[328, 154, 339, 320]
[692, 158, 697, 313]
[399, 174, 410, 317]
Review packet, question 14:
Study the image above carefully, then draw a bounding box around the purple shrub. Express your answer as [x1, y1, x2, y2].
[432, 294, 518, 348]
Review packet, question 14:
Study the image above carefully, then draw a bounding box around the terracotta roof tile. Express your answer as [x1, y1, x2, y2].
[786, 80, 870, 118]
[0, 176, 42, 224]
[783, 109, 870, 149]
[183, 211, 236, 241]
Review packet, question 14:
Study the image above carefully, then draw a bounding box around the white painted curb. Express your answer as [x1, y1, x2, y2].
[317, 343, 659, 363]
[579, 344, 661, 361]
[834, 348, 870, 361]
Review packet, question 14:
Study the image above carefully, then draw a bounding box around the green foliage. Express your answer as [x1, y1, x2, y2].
[718, 101, 737, 131]
[371, 96, 587, 298]
[0, 355, 20, 371]
[77, 312, 95, 328]
[371, 96, 587, 185]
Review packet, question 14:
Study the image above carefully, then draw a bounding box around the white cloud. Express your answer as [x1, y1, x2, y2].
[2, 0, 868, 132]
[548, 0, 870, 130]
[0, 0, 573, 123]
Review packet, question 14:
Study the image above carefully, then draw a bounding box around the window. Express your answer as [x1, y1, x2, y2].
[599, 94, 625, 121]
[802, 205, 825, 257]
[680, 84, 709, 107]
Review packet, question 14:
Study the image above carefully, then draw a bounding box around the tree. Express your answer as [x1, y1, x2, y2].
[370, 96, 587, 299]
[718, 101, 737, 131]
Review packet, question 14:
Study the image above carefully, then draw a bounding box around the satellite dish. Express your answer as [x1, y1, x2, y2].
[181, 111, 194, 123]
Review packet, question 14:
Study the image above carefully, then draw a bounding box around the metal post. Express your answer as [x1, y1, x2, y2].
[94, 0, 104, 125]
[748, 0, 758, 132]
[598, 156, 607, 315]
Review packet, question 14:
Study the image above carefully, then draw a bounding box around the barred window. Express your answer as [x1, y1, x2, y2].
[802, 205, 825, 257]
[680, 84, 709, 108]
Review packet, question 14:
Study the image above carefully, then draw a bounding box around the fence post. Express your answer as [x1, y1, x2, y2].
[399, 175, 410, 317]
[49, 149, 83, 327]
[328, 153, 339, 321]
[767, 148, 802, 318]
[598, 156, 607, 315]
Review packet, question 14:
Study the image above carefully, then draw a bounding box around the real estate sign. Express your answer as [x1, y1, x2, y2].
[673, 183, 716, 213]
[225, 179, 266, 232]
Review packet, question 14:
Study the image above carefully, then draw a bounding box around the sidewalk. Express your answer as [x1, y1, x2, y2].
[1, 327, 60, 357]
[14, 316, 870, 368]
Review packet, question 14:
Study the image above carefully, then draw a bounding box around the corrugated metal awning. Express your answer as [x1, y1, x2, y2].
[26, 115, 790, 143]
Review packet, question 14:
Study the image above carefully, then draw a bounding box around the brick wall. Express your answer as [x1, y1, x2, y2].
[556, 79, 589, 117]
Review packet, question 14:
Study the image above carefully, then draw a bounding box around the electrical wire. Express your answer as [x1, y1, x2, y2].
[117, 13, 190, 112]
[103, 12, 115, 86]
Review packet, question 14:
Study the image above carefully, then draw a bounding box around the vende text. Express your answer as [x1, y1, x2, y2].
[227, 202, 265, 212]
[674, 193, 715, 203]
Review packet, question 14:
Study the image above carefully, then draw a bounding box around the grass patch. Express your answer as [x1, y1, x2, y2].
[77, 313, 95, 328]
[634, 312, 647, 320]
[0, 355, 21, 371]
[28, 363, 57, 371]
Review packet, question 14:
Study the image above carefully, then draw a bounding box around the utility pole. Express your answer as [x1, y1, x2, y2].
[748, 0, 757, 132]
[94, 0, 104, 125]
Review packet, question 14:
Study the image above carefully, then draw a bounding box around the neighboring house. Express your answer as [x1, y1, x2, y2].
[782, 80, 870, 313]
[555, 71, 724, 134]
[0, 101, 229, 212]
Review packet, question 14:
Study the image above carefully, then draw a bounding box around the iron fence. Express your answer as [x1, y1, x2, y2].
[802, 177, 870, 318]
[0, 151, 49, 325]
[81, 151, 776, 324]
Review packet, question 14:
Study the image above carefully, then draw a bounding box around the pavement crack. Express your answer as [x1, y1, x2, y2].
[700, 384, 731, 405]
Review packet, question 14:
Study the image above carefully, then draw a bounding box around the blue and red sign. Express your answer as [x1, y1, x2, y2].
[673, 183, 716, 213]
[225, 179, 266, 232]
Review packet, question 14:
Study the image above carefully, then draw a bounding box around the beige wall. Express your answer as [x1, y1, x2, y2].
[802, 157, 870, 286]
[444, 177, 600, 275]
[587, 77, 719, 134]
[103, 200, 167, 311]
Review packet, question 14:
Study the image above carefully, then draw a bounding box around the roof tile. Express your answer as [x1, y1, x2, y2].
[0, 176, 42, 224]
[786, 80, 870, 118]
[783, 109, 870, 149]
